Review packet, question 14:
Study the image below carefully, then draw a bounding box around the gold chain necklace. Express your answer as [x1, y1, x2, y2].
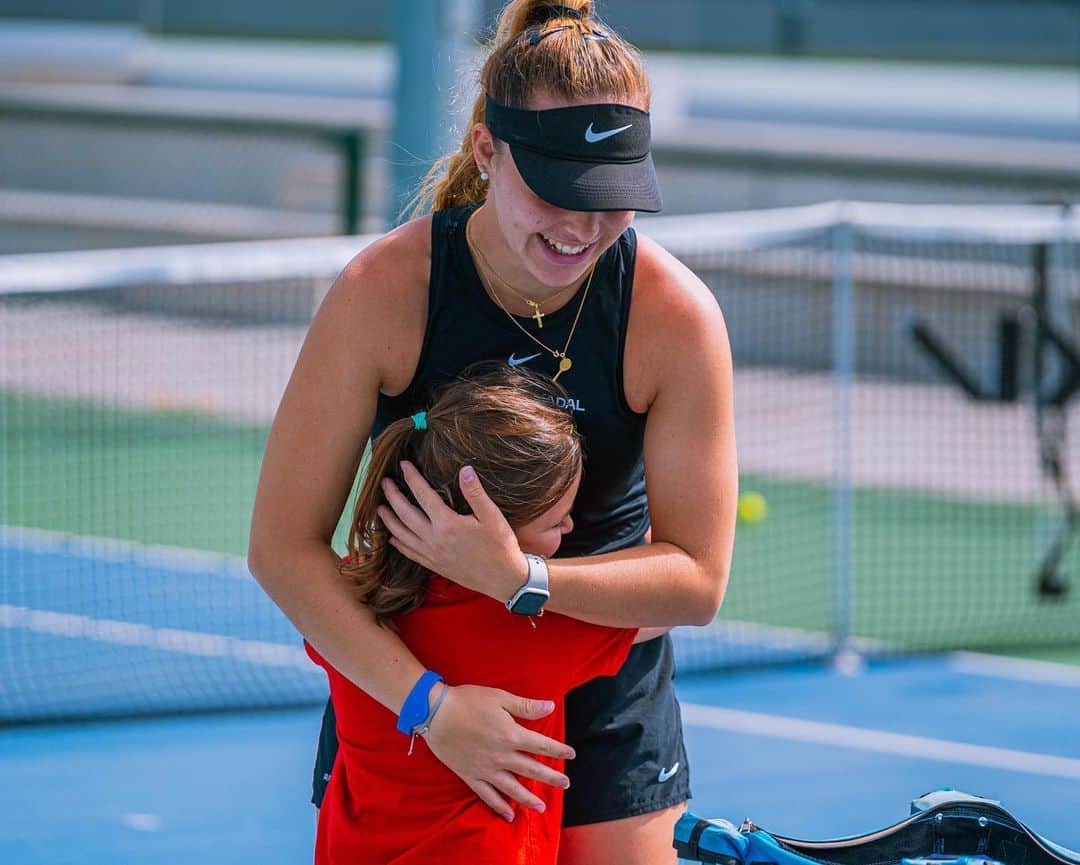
[469, 237, 578, 329]
[466, 216, 594, 383]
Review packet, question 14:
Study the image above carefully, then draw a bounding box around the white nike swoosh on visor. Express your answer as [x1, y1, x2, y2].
[508, 352, 543, 367]
[584, 122, 632, 143]
[657, 762, 680, 783]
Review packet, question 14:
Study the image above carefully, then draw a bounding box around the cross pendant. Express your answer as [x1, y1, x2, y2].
[527, 301, 544, 328]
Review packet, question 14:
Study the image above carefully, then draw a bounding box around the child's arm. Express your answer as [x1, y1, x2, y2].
[633, 627, 672, 644]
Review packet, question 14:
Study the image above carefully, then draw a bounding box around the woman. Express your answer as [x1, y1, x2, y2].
[248, 1, 737, 862]
[310, 366, 668, 864]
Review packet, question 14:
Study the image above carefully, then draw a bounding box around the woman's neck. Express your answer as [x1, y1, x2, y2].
[468, 204, 590, 315]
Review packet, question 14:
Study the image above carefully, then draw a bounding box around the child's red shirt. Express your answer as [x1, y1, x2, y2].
[306, 574, 635, 865]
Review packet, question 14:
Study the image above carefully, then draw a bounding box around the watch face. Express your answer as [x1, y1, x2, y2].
[510, 589, 548, 616]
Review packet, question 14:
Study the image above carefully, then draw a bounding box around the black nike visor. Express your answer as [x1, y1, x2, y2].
[484, 97, 662, 213]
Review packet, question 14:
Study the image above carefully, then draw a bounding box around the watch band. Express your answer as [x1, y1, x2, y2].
[507, 554, 550, 615]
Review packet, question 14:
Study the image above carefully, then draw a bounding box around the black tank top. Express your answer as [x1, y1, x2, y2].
[372, 203, 648, 557]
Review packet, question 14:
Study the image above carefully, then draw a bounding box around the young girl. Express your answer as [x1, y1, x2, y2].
[306, 366, 664, 865]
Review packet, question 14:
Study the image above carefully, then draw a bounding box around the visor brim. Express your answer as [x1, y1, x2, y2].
[509, 145, 662, 213]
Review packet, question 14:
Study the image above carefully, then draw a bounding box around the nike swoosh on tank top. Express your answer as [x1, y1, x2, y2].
[372, 202, 649, 557]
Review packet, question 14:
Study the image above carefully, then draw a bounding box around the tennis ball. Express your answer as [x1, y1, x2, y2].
[737, 491, 768, 524]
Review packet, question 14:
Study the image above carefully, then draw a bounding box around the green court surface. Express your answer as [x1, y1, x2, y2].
[729, 476, 1080, 662]
[3, 391, 1078, 664]
[2, 391, 266, 556]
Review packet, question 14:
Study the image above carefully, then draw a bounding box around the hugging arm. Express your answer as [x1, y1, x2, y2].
[247, 225, 575, 820]
[543, 239, 737, 627]
[634, 627, 673, 643]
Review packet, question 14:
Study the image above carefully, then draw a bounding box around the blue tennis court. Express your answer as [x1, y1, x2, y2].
[3, 527, 1080, 863]
[0, 527, 321, 722]
[2, 651, 1078, 863]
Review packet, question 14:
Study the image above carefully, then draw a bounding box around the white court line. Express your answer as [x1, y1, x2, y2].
[948, 651, 1080, 689]
[0, 604, 311, 670]
[0, 525, 251, 580]
[674, 620, 833, 652]
[680, 703, 1080, 780]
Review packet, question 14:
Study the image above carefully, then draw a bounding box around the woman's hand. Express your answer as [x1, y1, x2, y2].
[421, 684, 575, 820]
[378, 461, 528, 601]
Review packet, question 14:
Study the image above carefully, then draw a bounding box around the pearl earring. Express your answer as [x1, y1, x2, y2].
[480, 171, 490, 182]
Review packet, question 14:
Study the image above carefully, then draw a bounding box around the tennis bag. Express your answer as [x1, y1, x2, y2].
[674, 790, 1080, 865]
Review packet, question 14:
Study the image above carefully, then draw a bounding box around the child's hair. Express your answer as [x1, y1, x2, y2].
[343, 365, 582, 625]
[410, 0, 650, 216]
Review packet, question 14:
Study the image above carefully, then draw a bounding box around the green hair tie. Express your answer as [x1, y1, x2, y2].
[410, 411, 428, 431]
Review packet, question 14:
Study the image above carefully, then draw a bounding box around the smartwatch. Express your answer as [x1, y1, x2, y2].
[507, 554, 550, 615]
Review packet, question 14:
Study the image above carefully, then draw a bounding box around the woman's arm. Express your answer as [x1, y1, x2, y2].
[248, 222, 574, 820]
[634, 627, 672, 643]
[379, 234, 737, 629]
[543, 234, 737, 626]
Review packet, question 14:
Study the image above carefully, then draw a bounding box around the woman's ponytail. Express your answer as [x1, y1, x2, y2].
[408, 94, 489, 217]
[408, 0, 631, 218]
[492, 0, 593, 42]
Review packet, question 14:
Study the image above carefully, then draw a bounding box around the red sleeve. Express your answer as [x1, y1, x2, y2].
[531, 615, 636, 694]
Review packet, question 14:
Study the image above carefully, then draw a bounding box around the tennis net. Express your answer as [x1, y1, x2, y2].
[649, 202, 1080, 672]
[2, 202, 1078, 723]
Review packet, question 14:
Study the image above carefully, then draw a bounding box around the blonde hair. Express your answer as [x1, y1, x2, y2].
[410, 0, 650, 217]
[342, 365, 582, 626]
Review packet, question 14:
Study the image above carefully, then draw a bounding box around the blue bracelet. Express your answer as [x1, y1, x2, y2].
[396, 670, 443, 736]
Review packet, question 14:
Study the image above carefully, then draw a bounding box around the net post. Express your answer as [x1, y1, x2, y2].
[341, 130, 365, 235]
[831, 208, 857, 666]
[1031, 203, 1076, 598]
[389, 0, 479, 225]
